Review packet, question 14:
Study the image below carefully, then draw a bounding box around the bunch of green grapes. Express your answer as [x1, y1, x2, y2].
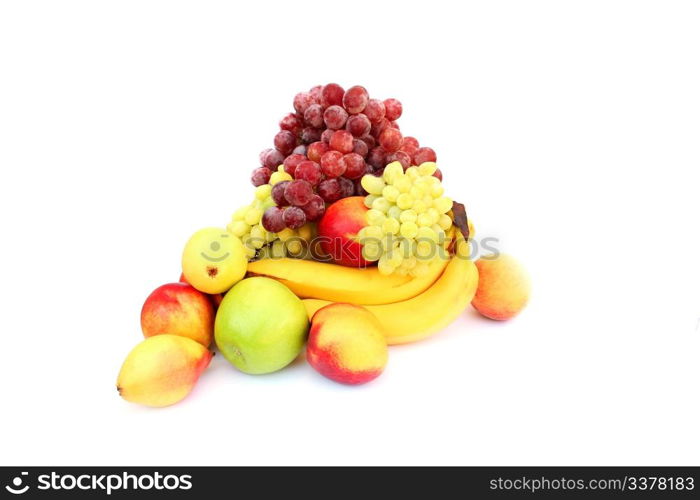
[227, 170, 316, 260]
[359, 161, 454, 276]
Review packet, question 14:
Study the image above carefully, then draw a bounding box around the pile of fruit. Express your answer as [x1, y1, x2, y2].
[116, 83, 531, 408]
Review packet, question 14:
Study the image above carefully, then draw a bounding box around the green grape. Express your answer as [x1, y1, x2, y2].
[427, 208, 440, 224]
[438, 213, 452, 230]
[416, 212, 432, 227]
[229, 220, 250, 237]
[430, 183, 444, 198]
[405, 166, 420, 179]
[400, 221, 418, 239]
[434, 196, 453, 214]
[409, 186, 424, 200]
[232, 206, 248, 221]
[377, 254, 395, 276]
[361, 175, 386, 195]
[366, 208, 386, 226]
[371, 196, 391, 213]
[399, 209, 417, 223]
[387, 249, 403, 268]
[412, 199, 428, 214]
[417, 226, 439, 243]
[387, 205, 402, 220]
[382, 162, 404, 184]
[364, 194, 378, 208]
[382, 185, 400, 203]
[364, 225, 384, 239]
[255, 184, 272, 200]
[362, 242, 381, 261]
[245, 207, 262, 225]
[418, 162, 438, 176]
[382, 217, 400, 235]
[396, 193, 413, 210]
[271, 240, 286, 259]
[394, 176, 412, 193]
[286, 239, 303, 255]
[249, 225, 266, 249]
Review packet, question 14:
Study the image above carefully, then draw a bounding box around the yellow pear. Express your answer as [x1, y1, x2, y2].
[117, 335, 212, 407]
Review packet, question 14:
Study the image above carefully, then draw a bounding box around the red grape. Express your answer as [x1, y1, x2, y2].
[370, 118, 390, 138]
[323, 105, 348, 130]
[389, 120, 400, 130]
[346, 113, 371, 137]
[321, 83, 345, 107]
[320, 150, 347, 178]
[342, 86, 369, 114]
[301, 194, 326, 221]
[283, 153, 306, 176]
[352, 138, 369, 157]
[309, 85, 322, 102]
[366, 146, 386, 169]
[293, 92, 314, 114]
[400, 136, 419, 158]
[317, 178, 342, 202]
[360, 134, 376, 149]
[271, 180, 290, 206]
[274, 130, 297, 155]
[338, 177, 355, 198]
[343, 153, 366, 179]
[433, 168, 443, 181]
[262, 149, 285, 169]
[292, 144, 307, 155]
[364, 99, 386, 123]
[385, 151, 411, 170]
[329, 130, 354, 153]
[384, 98, 402, 120]
[413, 147, 437, 164]
[284, 179, 314, 206]
[321, 128, 334, 143]
[259, 148, 272, 165]
[301, 127, 322, 144]
[261, 207, 286, 233]
[379, 127, 403, 153]
[307, 141, 329, 163]
[279, 113, 302, 135]
[283, 206, 307, 229]
[303, 103, 324, 128]
[251, 167, 272, 187]
[294, 160, 323, 186]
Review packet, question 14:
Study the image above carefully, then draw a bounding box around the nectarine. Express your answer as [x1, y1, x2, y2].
[472, 254, 530, 320]
[307, 303, 388, 385]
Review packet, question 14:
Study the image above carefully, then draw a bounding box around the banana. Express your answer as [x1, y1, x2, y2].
[247, 257, 449, 305]
[303, 250, 478, 345]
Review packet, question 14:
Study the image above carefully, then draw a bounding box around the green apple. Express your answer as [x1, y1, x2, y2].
[214, 277, 309, 374]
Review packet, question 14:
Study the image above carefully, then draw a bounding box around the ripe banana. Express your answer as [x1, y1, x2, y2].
[247, 257, 449, 305]
[303, 252, 478, 345]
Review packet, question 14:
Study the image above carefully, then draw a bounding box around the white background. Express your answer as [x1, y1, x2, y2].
[1, 1, 698, 466]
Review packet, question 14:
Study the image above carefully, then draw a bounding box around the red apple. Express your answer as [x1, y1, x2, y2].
[180, 273, 224, 310]
[317, 196, 371, 267]
[141, 283, 214, 347]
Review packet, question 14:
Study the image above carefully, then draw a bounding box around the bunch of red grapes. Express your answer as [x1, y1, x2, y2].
[250, 83, 439, 232]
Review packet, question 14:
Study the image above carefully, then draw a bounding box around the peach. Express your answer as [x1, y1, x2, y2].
[317, 196, 371, 267]
[180, 272, 224, 310]
[472, 254, 530, 320]
[307, 303, 388, 385]
[141, 282, 214, 346]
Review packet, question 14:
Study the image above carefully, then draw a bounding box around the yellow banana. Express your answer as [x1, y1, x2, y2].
[303, 252, 478, 345]
[247, 257, 449, 305]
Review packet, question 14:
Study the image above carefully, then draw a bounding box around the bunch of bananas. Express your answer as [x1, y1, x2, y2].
[248, 234, 478, 344]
